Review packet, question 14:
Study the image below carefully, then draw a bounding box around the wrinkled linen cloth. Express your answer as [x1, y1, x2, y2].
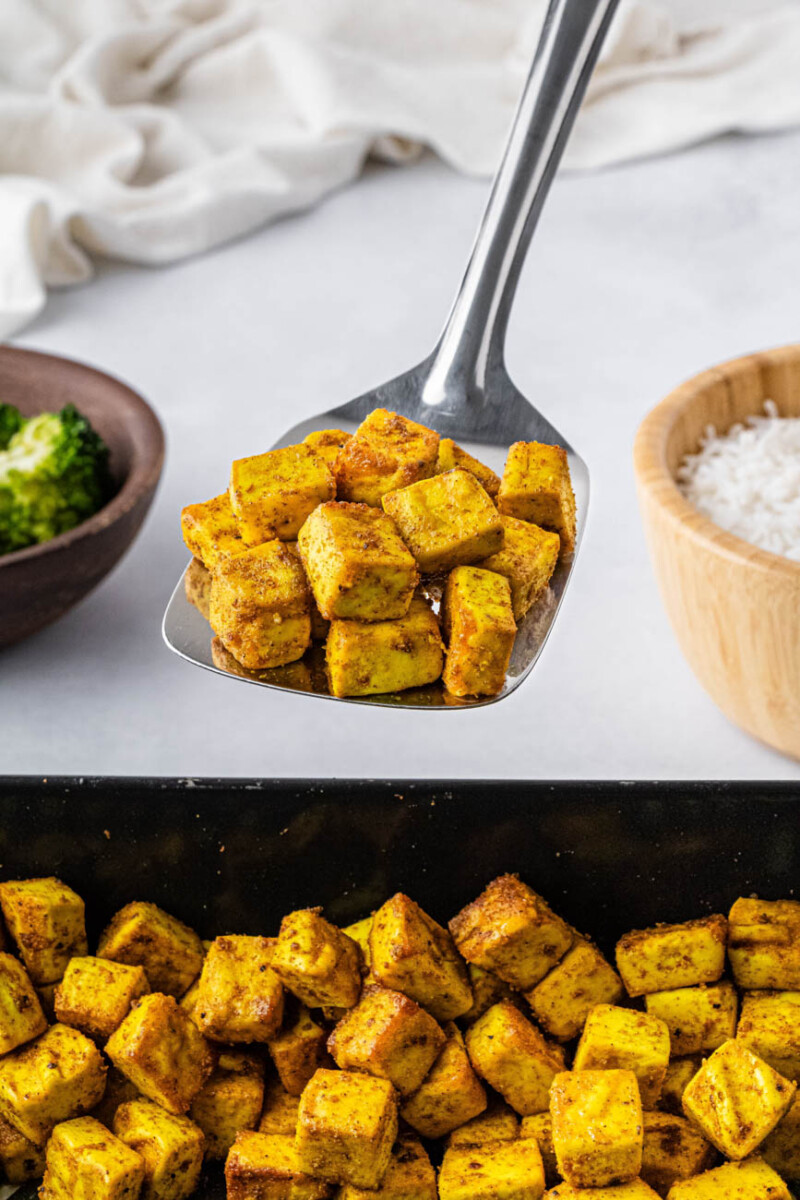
[1, 0, 800, 337]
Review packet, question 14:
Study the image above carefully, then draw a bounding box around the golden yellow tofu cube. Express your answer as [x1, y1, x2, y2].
[520, 1113, 559, 1187]
[337, 1132, 437, 1200]
[190, 1050, 265, 1160]
[498, 442, 576, 556]
[383, 469, 503, 573]
[326, 597, 444, 697]
[268, 1001, 329, 1096]
[644, 982, 737, 1058]
[259, 1075, 300, 1137]
[113, 1098, 204, 1200]
[550, 1069, 643, 1189]
[401, 1022, 486, 1138]
[370, 892, 472, 1021]
[181, 492, 245, 568]
[641, 1112, 716, 1196]
[329, 984, 445, 1096]
[97, 901, 205, 999]
[341, 916, 374, 965]
[682, 1039, 796, 1159]
[106, 993, 215, 1116]
[298, 501, 419, 621]
[438, 1138, 545, 1200]
[477, 517, 560, 620]
[230, 444, 335, 544]
[272, 909, 362, 1009]
[437, 439, 500, 499]
[442, 566, 516, 698]
[55, 956, 150, 1042]
[184, 556, 212, 618]
[728, 898, 800, 991]
[525, 938, 623, 1042]
[194, 935, 284, 1044]
[461, 964, 516, 1024]
[210, 541, 311, 670]
[0, 877, 87, 986]
[226, 1130, 332, 1200]
[738, 991, 800, 1083]
[546, 1184, 660, 1200]
[658, 1058, 702, 1116]
[0, 1024, 106, 1146]
[0, 1112, 45, 1183]
[664, 1156, 791, 1199]
[466, 1000, 565, 1116]
[447, 1095, 520, 1147]
[0, 950, 47, 1054]
[40, 1116, 144, 1200]
[304, 429, 353, 470]
[762, 1094, 800, 1180]
[91, 1068, 143, 1130]
[615, 916, 728, 998]
[296, 1068, 398, 1189]
[573, 1005, 671, 1110]
[335, 409, 439, 507]
[450, 875, 574, 991]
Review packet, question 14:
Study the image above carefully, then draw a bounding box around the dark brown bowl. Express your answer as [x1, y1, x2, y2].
[0, 345, 164, 648]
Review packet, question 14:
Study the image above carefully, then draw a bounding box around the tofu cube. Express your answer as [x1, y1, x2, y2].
[0, 877, 87, 986]
[97, 901, 205, 999]
[682, 1039, 796, 1159]
[550, 1069, 643, 1188]
[442, 566, 517, 697]
[181, 492, 245, 567]
[194, 935, 284, 1044]
[191, 1050, 265, 1159]
[268, 1001, 330, 1095]
[664, 1157, 792, 1199]
[259, 1075, 300, 1137]
[55, 956, 150, 1042]
[39, 1116, 144, 1200]
[106, 993, 215, 1115]
[329, 984, 445, 1096]
[296, 1068, 398, 1189]
[477, 517, 560, 620]
[762, 1094, 800, 1180]
[738, 990, 800, 1082]
[230, 444, 335, 543]
[184, 557, 212, 618]
[728, 898, 800, 990]
[439, 1138, 545, 1200]
[526, 938, 623, 1042]
[113, 1098, 204, 1199]
[615, 916, 728, 998]
[450, 875, 574, 991]
[335, 409, 439, 507]
[272, 909, 362, 1009]
[341, 916, 374, 966]
[226, 1130, 332, 1200]
[209, 541, 311, 669]
[545, 1184, 660, 1199]
[382, 469, 503, 573]
[0, 1112, 45, 1182]
[370, 892, 472, 1021]
[401, 1022, 486, 1138]
[447, 1095, 520, 1147]
[573, 1005, 671, 1109]
[0, 1023, 106, 1146]
[337, 1132, 437, 1200]
[520, 1113, 559, 1186]
[658, 1058, 701, 1116]
[461, 964, 516, 1024]
[644, 982, 737, 1058]
[465, 1000, 565, 1116]
[498, 442, 576, 556]
[0, 950, 47, 1053]
[326, 597, 444, 697]
[298, 501, 418, 621]
[437, 439, 500, 498]
[641, 1112, 716, 1196]
[304, 429, 353, 469]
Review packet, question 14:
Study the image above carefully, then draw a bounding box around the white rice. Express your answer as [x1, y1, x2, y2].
[676, 400, 800, 561]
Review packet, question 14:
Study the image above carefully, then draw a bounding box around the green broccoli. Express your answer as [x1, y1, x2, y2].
[0, 403, 23, 451]
[0, 404, 113, 556]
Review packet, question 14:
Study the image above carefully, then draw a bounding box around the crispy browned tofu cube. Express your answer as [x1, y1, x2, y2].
[329, 985, 445, 1096]
[728, 898, 800, 991]
[460, 964, 516, 1024]
[272, 909, 362, 1009]
[184, 556, 212, 618]
[55, 956, 150, 1042]
[210, 637, 316, 689]
[194, 935, 284, 1044]
[644, 982, 737, 1058]
[658, 1058, 701, 1116]
[401, 1022, 486, 1138]
[181, 492, 245, 567]
[0, 950, 47, 1054]
[520, 1113, 559, 1187]
[304, 429, 353, 469]
[106, 993, 215, 1116]
[550, 1069, 643, 1189]
[762, 1094, 800, 1181]
[437, 440, 500, 499]
[114, 1098, 204, 1199]
[40, 1116, 144, 1200]
[298, 502, 418, 621]
[615, 916, 727, 998]
[91, 1068, 143, 1130]
[641, 1112, 716, 1196]
[190, 1050, 265, 1159]
[338, 1132, 437, 1200]
[335, 409, 439, 507]
[525, 938, 623, 1042]
[573, 1005, 671, 1110]
[0, 877, 87, 986]
[326, 597, 444, 697]
[230, 444, 335, 544]
[682, 1039, 796, 1159]
[546, 1184, 660, 1199]
[466, 1000, 564, 1116]
[0, 1112, 45, 1183]
[383, 470, 503, 573]
[370, 892, 472, 1021]
[477, 517, 560, 620]
[341, 916, 374, 966]
[664, 1156, 792, 1199]
[498, 442, 576, 556]
[226, 1130, 332, 1200]
[738, 991, 800, 1082]
[268, 1000, 329, 1095]
[296, 1068, 398, 1189]
[0, 1024, 106, 1146]
[442, 566, 516, 697]
[450, 875, 574, 991]
[438, 1138, 545, 1200]
[447, 1095, 520, 1147]
[97, 902, 205, 999]
[210, 541, 311, 670]
[259, 1075, 300, 1137]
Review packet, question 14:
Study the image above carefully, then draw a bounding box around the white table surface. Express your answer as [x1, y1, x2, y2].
[4, 130, 800, 781]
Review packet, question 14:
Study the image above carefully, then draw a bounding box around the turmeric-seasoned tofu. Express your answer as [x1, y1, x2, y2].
[259, 1075, 300, 1137]
[682, 1039, 796, 1160]
[0, 1023, 106, 1146]
[762, 1094, 800, 1180]
[573, 1005, 671, 1110]
[40, 1116, 145, 1200]
[641, 1112, 716, 1196]
[0, 1112, 45, 1182]
[401, 1022, 486, 1137]
[550, 1069, 643, 1188]
[658, 1058, 701, 1116]
[615, 916, 728, 998]
[329, 985, 445, 1096]
[450, 876, 574, 991]
[0, 951, 47, 1053]
[370, 893, 472, 1021]
[55, 956, 150, 1042]
[383, 470, 503, 573]
[438, 1138, 545, 1200]
[304, 429, 353, 470]
[226, 1130, 332, 1200]
[442, 566, 516, 698]
[97, 902, 205, 999]
[272, 909, 362, 1009]
[106, 993, 215, 1116]
[520, 1113, 559, 1187]
[195, 935, 284, 1044]
[461, 964, 516, 1024]
[268, 1000, 329, 1095]
[298, 502, 418, 621]
[230, 444, 335, 544]
[447, 1095, 519, 1147]
[191, 1051, 265, 1159]
[546, 1184, 660, 1199]
[0, 877, 87, 986]
[114, 1098, 204, 1200]
[342, 916, 374, 967]
[466, 1000, 565, 1116]
[296, 1068, 398, 1189]
[498, 442, 576, 556]
[335, 409, 439, 507]
[526, 938, 623, 1042]
[644, 983, 737, 1058]
[338, 1132, 437, 1200]
[738, 991, 800, 1082]
[209, 541, 311, 670]
[437, 439, 500, 499]
[326, 597, 444, 698]
[477, 517, 560, 620]
[184, 557, 212, 618]
[728, 898, 800, 991]
[664, 1156, 791, 1199]
[181, 492, 245, 567]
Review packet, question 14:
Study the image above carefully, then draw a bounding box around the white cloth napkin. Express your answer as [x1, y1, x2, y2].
[1, 0, 800, 338]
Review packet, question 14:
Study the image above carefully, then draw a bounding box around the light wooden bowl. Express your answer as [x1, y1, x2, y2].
[634, 343, 800, 761]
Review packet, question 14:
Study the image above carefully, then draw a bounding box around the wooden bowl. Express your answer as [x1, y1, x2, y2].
[634, 343, 800, 760]
[0, 345, 164, 648]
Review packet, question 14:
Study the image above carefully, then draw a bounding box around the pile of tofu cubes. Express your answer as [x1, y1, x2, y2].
[0, 875, 797, 1200]
[180, 409, 575, 697]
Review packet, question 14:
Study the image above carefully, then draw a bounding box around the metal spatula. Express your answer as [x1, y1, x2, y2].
[164, 0, 620, 709]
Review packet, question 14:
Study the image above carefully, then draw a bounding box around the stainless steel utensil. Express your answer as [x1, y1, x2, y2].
[164, 0, 620, 708]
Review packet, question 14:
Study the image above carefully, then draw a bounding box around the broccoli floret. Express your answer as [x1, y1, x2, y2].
[0, 403, 23, 451]
[0, 404, 113, 556]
